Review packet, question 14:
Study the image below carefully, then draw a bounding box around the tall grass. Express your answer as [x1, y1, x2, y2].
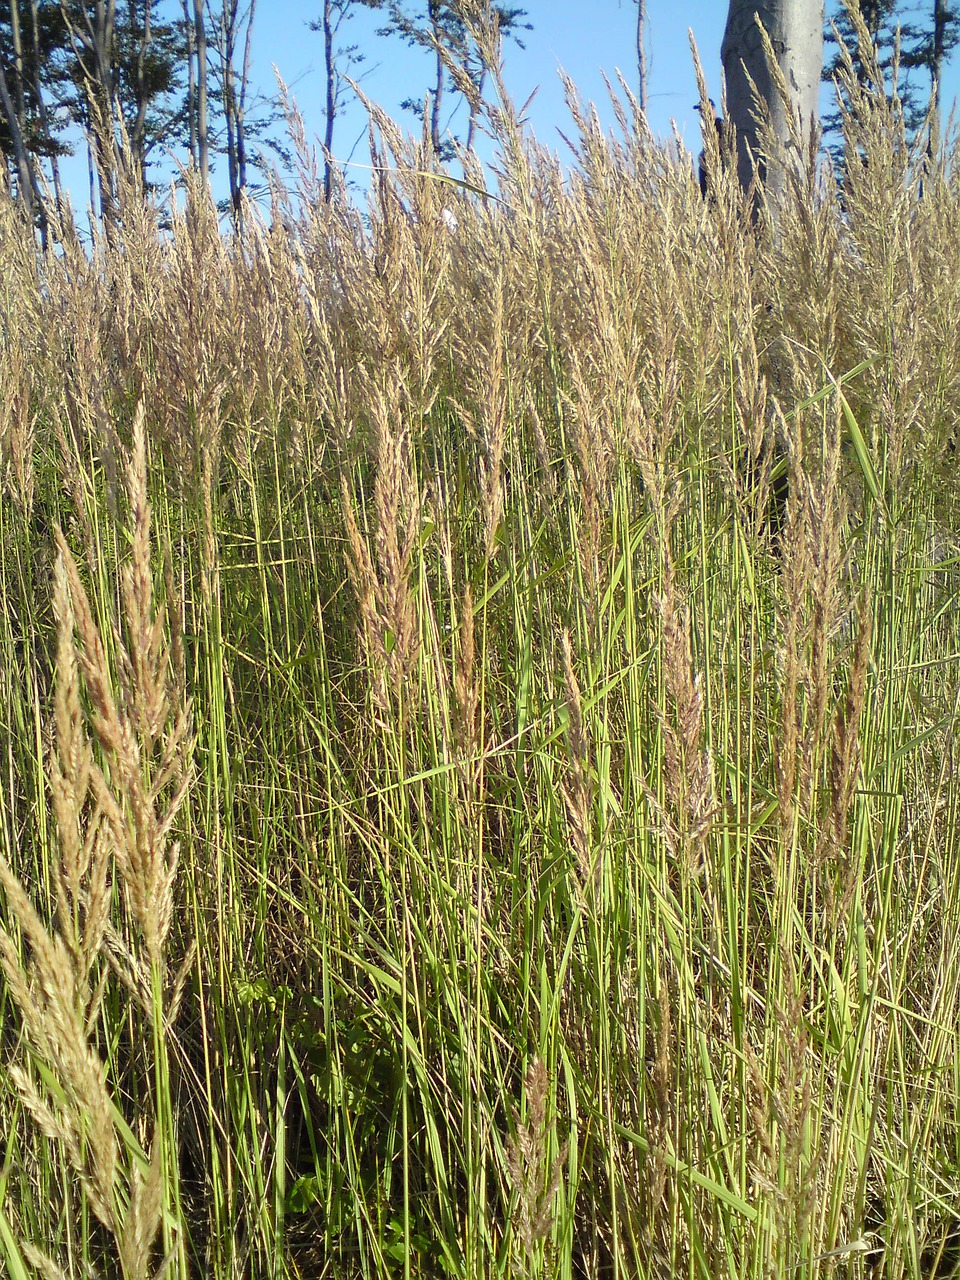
[1, 36, 960, 1280]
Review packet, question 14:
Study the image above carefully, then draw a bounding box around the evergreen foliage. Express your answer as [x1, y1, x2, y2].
[823, 0, 960, 147]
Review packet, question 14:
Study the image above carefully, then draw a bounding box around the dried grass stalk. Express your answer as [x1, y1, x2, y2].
[506, 1056, 567, 1262]
[0, 404, 192, 1280]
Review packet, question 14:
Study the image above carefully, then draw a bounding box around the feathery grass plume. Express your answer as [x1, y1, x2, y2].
[829, 10, 947, 497]
[350, 89, 453, 421]
[0, 196, 46, 494]
[805, 410, 849, 786]
[98, 147, 166, 391]
[0, 334, 35, 518]
[0, 865, 121, 1232]
[725, 297, 780, 537]
[0, 670, 163, 1279]
[199, 399, 224, 617]
[3, 32, 960, 1279]
[0, 403, 192, 1278]
[49, 227, 124, 520]
[49, 404, 98, 574]
[49, 556, 111, 987]
[770, 385, 859, 869]
[342, 471, 380, 666]
[370, 401, 420, 712]
[774, 959, 819, 1265]
[648, 549, 716, 874]
[59, 410, 193, 968]
[741, 973, 820, 1276]
[341, 374, 422, 720]
[150, 172, 232, 498]
[506, 1056, 567, 1267]
[452, 267, 509, 560]
[690, 35, 748, 229]
[21, 1241, 69, 1280]
[563, 354, 615, 639]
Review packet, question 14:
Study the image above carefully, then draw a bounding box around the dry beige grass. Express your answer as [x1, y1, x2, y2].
[0, 410, 192, 1279]
[0, 29, 958, 1278]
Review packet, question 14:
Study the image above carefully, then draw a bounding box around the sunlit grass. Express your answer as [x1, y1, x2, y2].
[1, 39, 960, 1280]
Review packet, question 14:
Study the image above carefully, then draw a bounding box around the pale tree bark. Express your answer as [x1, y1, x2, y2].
[316, 0, 367, 200]
[721, 0, 824, 201]
[465, 59, 486, 152]
[0, 0, 68, 240]
[236, 0, 255, 215]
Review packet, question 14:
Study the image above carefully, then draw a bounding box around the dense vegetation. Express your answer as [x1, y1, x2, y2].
[1, 57, 960, 1280]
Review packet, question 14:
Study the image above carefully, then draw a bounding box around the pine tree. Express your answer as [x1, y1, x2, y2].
[361, 0, 529, 161]
[823, 0, 960, 147]
[0, 0, 72, 240]
[899, 0, 960, 138]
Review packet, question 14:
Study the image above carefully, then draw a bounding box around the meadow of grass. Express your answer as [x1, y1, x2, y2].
[1, 31, 960, 1280]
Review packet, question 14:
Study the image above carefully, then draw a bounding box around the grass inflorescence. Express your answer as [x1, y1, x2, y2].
[1, 44, 960, 1280]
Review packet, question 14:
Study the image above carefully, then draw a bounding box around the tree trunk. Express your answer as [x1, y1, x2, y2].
[129, 0, 152, 181]
[636, 0, 648, 115]
[182, 0, 197, 161]
[0, 0, 52, 242]
[59, 0, 119, 227]
[86, 125, 97, 213]
[322, 0, 335, 199]
[235, 0, 255, 220]
[721, 0, 824, 201]
[216, 0, 255, 230]
[91, 0, 119, 205]
[465, 65, 485, 152]
[217, 0, 240, 220]
[9, 0, 28, 126]
[183, 0, 210, 184]
[929, 0, 948, 149]
[194, 0, 209, 185]
[0, 58, 47, 241]
[428, 0, 443, 156]
[224, 58, 238, 214]
[26, 0, 65, 216]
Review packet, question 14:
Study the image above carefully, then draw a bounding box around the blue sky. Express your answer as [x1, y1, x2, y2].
[250, 0, 728, 190]
[54, 1, 960, 216]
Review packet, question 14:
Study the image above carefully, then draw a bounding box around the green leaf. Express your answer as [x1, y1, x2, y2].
[287, 1174, 323, 1214]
